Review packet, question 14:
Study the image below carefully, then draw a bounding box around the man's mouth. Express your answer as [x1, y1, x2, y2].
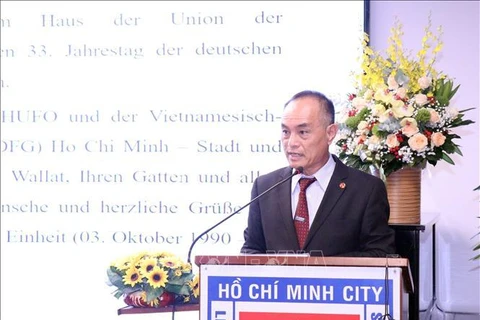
[287, 152, 302, 159]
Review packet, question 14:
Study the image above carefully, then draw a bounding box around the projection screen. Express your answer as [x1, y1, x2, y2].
[1, 1, 368, 319]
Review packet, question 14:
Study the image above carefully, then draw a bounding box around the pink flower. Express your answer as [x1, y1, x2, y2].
[400, 118, 419, 137]
[355, 134, 367, 145]
[445, 106, 459, 119]
[352, 97, 367, 110]
[426, 108, 441, 123]
[368, 135, 381, 146]
[386, 134, 400, 148]
[431, 132, 446, 147]
[414, 94, 429, 106]
[418, 76, 432, 89]
[408, 133, 428, 151]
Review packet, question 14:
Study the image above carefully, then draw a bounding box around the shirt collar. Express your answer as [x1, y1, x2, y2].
[292, 154, 336, 192]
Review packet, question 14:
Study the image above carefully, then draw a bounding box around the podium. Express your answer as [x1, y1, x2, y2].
[195, 255, 413, 320]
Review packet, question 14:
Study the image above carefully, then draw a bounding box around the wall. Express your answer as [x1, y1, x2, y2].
[370, 0, 480, 314]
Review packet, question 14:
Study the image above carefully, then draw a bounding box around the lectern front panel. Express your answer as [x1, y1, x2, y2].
[200, 264, 404, 320]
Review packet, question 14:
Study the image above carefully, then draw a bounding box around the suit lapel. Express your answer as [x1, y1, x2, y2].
[304, 157, 349, 248]
[275, 168, 300, 251]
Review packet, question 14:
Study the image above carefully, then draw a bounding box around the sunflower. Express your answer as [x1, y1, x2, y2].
[112, 257, 134, 271]
[130, 252, 148, 267]
[147, 266, 168, 288]
[160, 256, 181, 269]
[174, 269, 183, 277]
[139, 257, 157, 276]
[188, 274, 199, 298]
[123, 267, 142, 287]
[181, 262, 192, 273]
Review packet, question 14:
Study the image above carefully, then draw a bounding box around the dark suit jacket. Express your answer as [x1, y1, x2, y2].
[241, 155, 396, 257]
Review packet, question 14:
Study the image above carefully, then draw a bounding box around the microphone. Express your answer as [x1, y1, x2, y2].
[187, 166, 304, 264]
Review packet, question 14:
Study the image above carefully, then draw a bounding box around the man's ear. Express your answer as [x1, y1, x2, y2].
[326, 123, 338, 145]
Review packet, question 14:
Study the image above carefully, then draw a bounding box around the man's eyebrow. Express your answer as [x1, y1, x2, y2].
[281, 122, 309, 129]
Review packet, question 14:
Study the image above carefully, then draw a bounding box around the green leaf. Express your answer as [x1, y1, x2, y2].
[107, 269, 125, 288]
[441, 142, 456, 154]
[440, 81, 452, 101]
[441, 152, 455, 165]
[122, 286, 140, 295]
[450, 119, 475, 128]
[452, 144, 463, 156]
[177, 285, 193, 296]
[445, 80, 453, 95]
[146, 287, 165, 302]
[435, 78, 445, 95]
[447, 133, 461, 139]
[166, 283, 192, 296]
[168, 274, 193, 286]
[448, 84, 460, 99]
[459, 107, 476, 113]
[384, 153, 396, 162]
[426, 155, 438, 166]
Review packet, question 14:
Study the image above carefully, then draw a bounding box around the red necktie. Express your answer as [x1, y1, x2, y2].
[294, 177, 316, 249]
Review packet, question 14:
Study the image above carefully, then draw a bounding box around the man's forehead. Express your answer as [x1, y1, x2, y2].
[282, 107, 316, 121]
[281, 115, 311, 127]
[282, 114, 310, 121]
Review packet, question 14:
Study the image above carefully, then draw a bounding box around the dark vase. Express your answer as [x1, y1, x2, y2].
[124, 291, 175, 308]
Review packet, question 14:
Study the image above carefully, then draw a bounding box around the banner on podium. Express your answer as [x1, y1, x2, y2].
[200, 264, 401, 320]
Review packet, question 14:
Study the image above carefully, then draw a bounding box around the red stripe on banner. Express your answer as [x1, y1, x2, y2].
[239, 312, 360, 320]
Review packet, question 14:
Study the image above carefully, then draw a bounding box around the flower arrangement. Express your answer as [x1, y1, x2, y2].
[106, 251, 199, 307]
[335, 17, 474, 179]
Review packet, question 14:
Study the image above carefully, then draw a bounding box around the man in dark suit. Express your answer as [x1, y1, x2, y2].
[241, 90, 395, 257]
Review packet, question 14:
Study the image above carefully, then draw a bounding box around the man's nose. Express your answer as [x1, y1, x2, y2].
[288, 134, 300, 148]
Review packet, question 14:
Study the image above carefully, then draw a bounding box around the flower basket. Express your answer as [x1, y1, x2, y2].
[335, 17, 475, 222]
[106, 251, 199, 308]
[386, 166, 421, 224]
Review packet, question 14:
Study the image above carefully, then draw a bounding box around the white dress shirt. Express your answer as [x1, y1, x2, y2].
[290, 155, 336, 228]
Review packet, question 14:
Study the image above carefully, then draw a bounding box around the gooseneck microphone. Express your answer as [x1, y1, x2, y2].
[186, 166, 304, 264]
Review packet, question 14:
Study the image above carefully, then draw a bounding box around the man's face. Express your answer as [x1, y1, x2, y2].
[281, 97, 337, 176]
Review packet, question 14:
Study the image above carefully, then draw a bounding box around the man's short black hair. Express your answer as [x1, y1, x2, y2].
[284, 90, 335, 125]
